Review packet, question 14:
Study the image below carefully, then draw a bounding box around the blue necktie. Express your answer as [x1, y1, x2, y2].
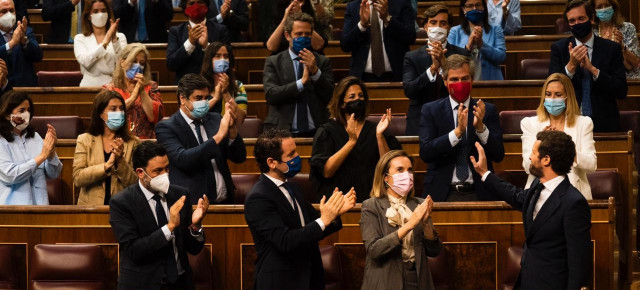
[217, 0, 223, 12]
[580, 67, 592, 117]
[137, 0, 148, 42]
[454, 105, 470, 181]
[151, 194, 179, 283]
[294, 58, 309, 132]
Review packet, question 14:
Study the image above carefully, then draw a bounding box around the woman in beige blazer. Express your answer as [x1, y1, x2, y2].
[521, 73, 597, 199]
[73, 90, 139, 205]
[360, 150, 442, 290]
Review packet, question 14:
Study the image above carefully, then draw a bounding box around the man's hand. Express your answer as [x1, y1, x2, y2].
[580, 53, 599, 76]
[9, 21, 23, 49]
[213, 108, 231, 143]
[469, 141, 488, 176]
[359, 0, 370, 27]
[168, 196, 187, 232]
[130, 0, 138, 6]
[298, 49, 318, 75]
[473, 99, 486, 131]
[567, 43, 588, 73]
[198, 21, 209, 48]
[373, 0, 389, 21]
[319, 188, 345, 226]
[220, 0, 232, 19]
[338, 187, 356, 215]
[300, 63, 310, 84]
[71, 0, 81, 5]
[188, 24, 204, 46]
[427, 41, 446, 73]
[191, 194, 210, 227]
[454, 104, 468, 138]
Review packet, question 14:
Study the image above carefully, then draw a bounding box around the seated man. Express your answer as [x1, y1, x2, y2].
[206, 0, 249, 42]
[155, 74, 246, 204]
[419, 54, 504, 201]
[263, 12, 334, 137]
[167, 0, 230, 83]
[109, 141, 210, 290]
[403, 4, 469, 135]
[245, 128, 356, 290]
[0, 0, 42, 87]
[113, 0, 173, 42]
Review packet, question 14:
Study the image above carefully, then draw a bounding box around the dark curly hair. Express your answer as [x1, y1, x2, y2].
[254, 129, 292, 173]
[536, 130, 576, 176]
[132, 140, 167, 170]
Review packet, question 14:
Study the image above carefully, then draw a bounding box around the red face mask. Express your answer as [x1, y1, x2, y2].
[185, 3, 208, 20]
[448, 81, 471, 103]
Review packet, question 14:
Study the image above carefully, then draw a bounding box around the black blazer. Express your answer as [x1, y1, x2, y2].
[167, 20, 230, 84]
[155, 111, 247, 204]
[402, 43, 469, 135]
[112, 0, 173, 43]
[262, 49, 334, 131]
[244, 174, 343, 290]
[340, 0, 416, 81]
[0, 27, 42, 87]
[42, 0, 82, 44]
[483, 174, 591, 290]
[548, 35, 627, 132]
[109, 183, 205, 290]
[206, 0, 249, 42]
[418, 97, 504, 201]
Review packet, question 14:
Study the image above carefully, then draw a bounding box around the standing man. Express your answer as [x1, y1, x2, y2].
[0, 0, 42, 87]
[113, 0, 174, 42]
[263, 13, 334, 137]
[341, 0, 416, 82]
[418, 54, 504, 201]
[206, 0, 249, 42]
[42, 0, 83, 43]
[470, 130, 591, 290]
[245, 129, 356, 290]
[155, 74, 246, 204]
[403, 4, 469, 135]
[110, 141, 210, 290]
[549, 0, 626, 132]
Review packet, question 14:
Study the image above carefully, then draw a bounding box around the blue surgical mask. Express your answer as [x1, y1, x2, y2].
[543, 98, 566, 117]
[291, 36, 311, 55]
[465, 9, 484, 25]
[188, 99, 209, 119]
[213, 59, 229, 73]
[596, 6, 614, 22]
[125, 63, 144, 79]
[105, 111, 125, 130]
[281, 155, 301, 178]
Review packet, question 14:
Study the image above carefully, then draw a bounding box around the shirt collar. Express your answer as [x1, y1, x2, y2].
[189, 20, 205, 28]
[449, 96, 471, 111]
[179, 107, 196, 125]
[139, 180, 164, 202]
[288, 48, 298, 60]
[541, 175, 565, 193]
[263, 173, 286, 187]
[576, 32, 595, 48]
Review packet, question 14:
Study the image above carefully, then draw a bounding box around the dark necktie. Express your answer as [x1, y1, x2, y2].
[282, 182, 302, 227]
[137, 0, 148, 41]
[370, 8, 385, 77]
[193, 120, 205, 144]
[580, 47, 592, 117]
[294, 57, 309, 132]
[151, 194, 179, 283]
[454, 104, 470, 181]
[527, 183, 544, 224]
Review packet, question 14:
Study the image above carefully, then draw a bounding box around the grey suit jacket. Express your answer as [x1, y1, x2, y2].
[262, 49, 334, 131]
[359, 196, 443, 290]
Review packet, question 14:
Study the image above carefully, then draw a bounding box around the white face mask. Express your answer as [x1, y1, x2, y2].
[10, 111, 30, 131]
[427, 26, 448, 46]
[0, 12, 16, 30]
[90, 12, 109, 28]
[144, 171, 170, 194]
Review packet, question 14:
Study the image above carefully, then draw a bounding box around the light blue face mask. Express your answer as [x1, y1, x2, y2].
[544, 98, 566, 117]
[596, 6, 614, 22]
[213, 59, 229, 73]
[188, 99, 209, 119]
[105, 111, 125, 130]
[126, 63, 144, 79]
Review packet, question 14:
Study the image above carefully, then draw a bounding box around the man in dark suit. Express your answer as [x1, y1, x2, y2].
[113, 0, 173, 42]
[0, 1, 42, 87]
[206, 0, 249, 42]
[110, 141, 210, 290]
[263, 12, 334, 137]
[167, 0, 230, 84]
[155, 74, 246, 204]
[548, 0, 626, 133]
[419, 54, 504, 201]
[340, 0, 416, 82]
[42, 0, 81, 43]
[403, 4, 469, 135]
[470, 130, 591, 290]
[245, 129, 356, 290]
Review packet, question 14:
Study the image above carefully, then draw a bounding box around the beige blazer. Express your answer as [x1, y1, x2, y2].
[73, 133, 139, 205]
[521, 115, 597, 199]
[359, 196, 443, 290]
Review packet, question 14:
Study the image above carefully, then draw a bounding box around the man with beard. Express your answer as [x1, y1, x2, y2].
[470, 130, 591, 290]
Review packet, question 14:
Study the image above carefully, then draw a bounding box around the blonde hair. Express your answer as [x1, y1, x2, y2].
[112, 43, 152, 90]
[536, 73, 580, 128]
[370, 150, 415, 198]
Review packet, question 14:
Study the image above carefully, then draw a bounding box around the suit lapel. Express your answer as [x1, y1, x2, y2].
[261, 175, 300, 224]
[528, 179, 569, 238]
[174, 112, 200, 147]
[201, 115, 216, 141]
[590, 36, 603, 70]
[281, 51, 297, 84]
[133, 185, 161, 230]
[441, 99, 455, 131]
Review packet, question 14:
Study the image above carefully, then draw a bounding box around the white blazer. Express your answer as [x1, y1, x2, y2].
[73, 32, 127, 87]
[520, 115, 597, 199]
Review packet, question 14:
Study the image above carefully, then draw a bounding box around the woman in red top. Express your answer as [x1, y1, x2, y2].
[103, 43, 163, 139]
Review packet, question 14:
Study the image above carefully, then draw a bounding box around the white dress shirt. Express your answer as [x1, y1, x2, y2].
[533, 175, 565, 219]
[179, 109, 228, 203]
[447, 97, 490, 184]
[357, 3, 392, 74]
[263, 173, 326, 231]
[74, 33, 127, 86]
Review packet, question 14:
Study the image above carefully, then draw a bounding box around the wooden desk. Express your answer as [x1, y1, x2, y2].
[0, 199, 615, 290]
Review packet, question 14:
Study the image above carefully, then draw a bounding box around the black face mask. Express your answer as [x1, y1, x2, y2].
[570, 21, 593, 40]
[344, 99, 367, 120]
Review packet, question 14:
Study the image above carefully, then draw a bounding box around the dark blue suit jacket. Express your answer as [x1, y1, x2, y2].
[112, 0, 173, 42]
[155, 111, 246, 204]
[206, 0, 249, 42]
[109, 184, 204, 290]
[167, 20, 230, 84]
[483, 174, 591, 290]
[548, 35, 627, 132]
[0, 27, 42, 87]
[418, 97, 504, 201]
[340, 0, 415, 81]
[42, 0, 82, 43]
[245, 174, 342, 290]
